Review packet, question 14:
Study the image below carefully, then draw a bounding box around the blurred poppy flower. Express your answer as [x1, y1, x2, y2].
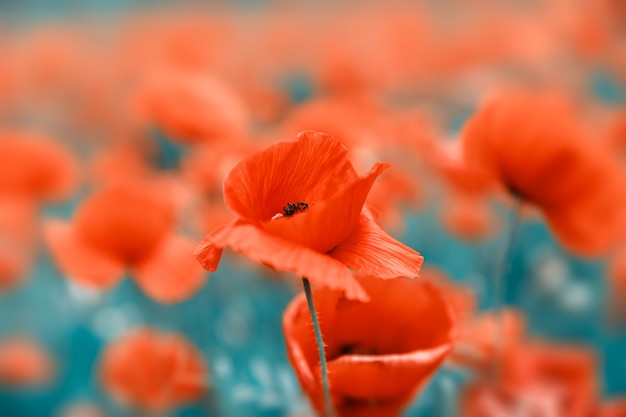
[450, 308, 526, 375]
[0, 337, 55, 387]
[462, 89, 626, 256]
[283, 276, 456, 416]
[129, 67, 248, 144]
[462, 342, 598, 417]
[44, 182, 206, 303]
[195, 131, 424, 301]
[0, 131, 78, 202]
[99, 327, 207, 412]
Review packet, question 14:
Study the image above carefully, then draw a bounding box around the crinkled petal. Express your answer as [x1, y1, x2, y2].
[223, 131, 358, 222]
[262, 163, 389, 253]
[43, 220, 125, 289]
[207, 220, 368, 301]
[133, 235, 208, 304]
[329, 209, 423, 278]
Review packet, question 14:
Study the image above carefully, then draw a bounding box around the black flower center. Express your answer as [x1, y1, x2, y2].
[282, 201, 308, 217]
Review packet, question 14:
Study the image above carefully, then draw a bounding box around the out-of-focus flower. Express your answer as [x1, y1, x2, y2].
[195, 131, 423, 301]
[129, 67, 248, 144]
[283, 276, 456, 416]
[44, 182, 206, 303]
[0, 131, 78, 202]
[0, 131, 78, 291]
[462, 89, 626, 256]
[0, 337, 55, 387]
[99, 327, 207, 412]
[450, 308, 526, 375]
[462, 342, 598, 417]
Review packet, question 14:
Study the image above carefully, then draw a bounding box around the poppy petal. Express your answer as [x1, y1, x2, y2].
[327, 345, 451, 399]
[262, 162, 389, 253]
[133, 235, 207, 304]
[329, 209, 424, 278]
[204, 220, 368, 301]
[43, 220, 125, 289]
[223, 131, 359, 222]
[194, 224, 227, 271]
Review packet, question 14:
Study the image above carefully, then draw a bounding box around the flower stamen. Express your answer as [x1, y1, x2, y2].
[282, 201, 309, 217]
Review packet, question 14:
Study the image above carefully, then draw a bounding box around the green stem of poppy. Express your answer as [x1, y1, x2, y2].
[493, 201, 522, 381]
[302, 277, 334, 417]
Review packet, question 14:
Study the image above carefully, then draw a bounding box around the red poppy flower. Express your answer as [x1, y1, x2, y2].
[0, 337, 55, 387]
[461, 89, 626, 255]
[44, 182, 206, 303]
[194, 131, 424, 301]
[99, 327, 207, 412]
[283, 276, 457, 416]
[462, 342, 598, 417]
[129, 67, 248, 144]
[0, 131, 78, 202]
[450, 308, 526, 375]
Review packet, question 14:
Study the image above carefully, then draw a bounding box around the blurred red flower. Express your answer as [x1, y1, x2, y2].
[462, 342, 598, 417]
[99, 327, 207, 412]
[462, 89, 626, 256]
[283, 276, 457, 416]
[450, 308, 526, 376]
[195, 131, 424, 301]
[129, 67, 248, 144]
[0, 131, 78, 202]
[44, 182, 206, 303]
[0, 337, 55, 387]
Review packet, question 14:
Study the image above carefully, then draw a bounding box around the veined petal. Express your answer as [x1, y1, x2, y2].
[133, 235, 208, 304]
[43, 220, 125, 289]
[262, 163, 389, 253]
[223, 131, 358, 222]
[207, 220, 368, 301]
[329, 209, 423, 278]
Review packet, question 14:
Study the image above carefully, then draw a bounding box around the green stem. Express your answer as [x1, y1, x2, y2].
[493, 201, 522, 381]
[302, 277, 334, 417]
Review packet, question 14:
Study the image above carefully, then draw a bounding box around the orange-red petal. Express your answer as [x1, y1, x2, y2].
[199, 220, 368, 301]
[262, 163, 389, 253]
[194, 224, 227, 272]
[223, 131, 358, 222]
[283, 277, 456, 416]
[133, 235, 207, 304]
[328, 208, 423, 279]
[44, 220, 125, 290]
